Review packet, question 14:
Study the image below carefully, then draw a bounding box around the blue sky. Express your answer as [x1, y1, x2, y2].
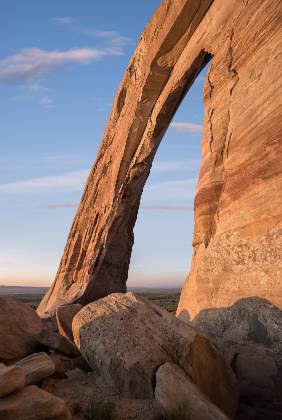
[0, 1, 209, 287]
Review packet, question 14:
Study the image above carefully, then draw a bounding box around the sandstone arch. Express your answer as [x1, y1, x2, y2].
[37, 0, 282, 318]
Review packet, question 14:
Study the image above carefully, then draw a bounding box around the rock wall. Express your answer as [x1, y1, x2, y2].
[37, 0, 282, 318]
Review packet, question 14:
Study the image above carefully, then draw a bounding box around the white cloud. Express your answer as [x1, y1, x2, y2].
[151, 159, 200, 174]
[170, 122, 202, 133]
[40, 95, 53, 108]
[79, 29, 132, 47]
[0, 47, 121, 84]
[52, 17, 74, 25]
[35, 203, 193, 212]
[143, 178, 197, 202]
[36, 203, 78, 209]
[0, 170, 88, 193]
[141, 205, 193, 211]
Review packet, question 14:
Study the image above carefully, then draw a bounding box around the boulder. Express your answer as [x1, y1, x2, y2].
[56, 303, 82, 341]
[155, 362, 229, 420]
[193, 296, 282, 417]
[42, 372, 163, 420]
[73, 292, 238, 417]
[0, 363, 26, 398]
[49, 352, 90, 377]
[15, 352, 55, 385]
[36, 329, 80, 358]
[0, 297, 43, 361]
[0, 385, 71, 420]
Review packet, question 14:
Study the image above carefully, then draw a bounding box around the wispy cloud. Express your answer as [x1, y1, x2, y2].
[0, 47, 121, 84]
[79, 29, 132, 47]
[35, 203, 193, 211]
[143, 178, 197, 202]
[152, 159, 200, 174]
[170, 122, 202, 133]
[36, 203, 78, 209]
[39, 95, 53, 108]
[141, 205, 193, 212]
[0, 170, 88, 193]
[52, 17, 74, 25]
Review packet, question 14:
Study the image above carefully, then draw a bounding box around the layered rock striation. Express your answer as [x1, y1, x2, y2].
[37, 0, 282, 323]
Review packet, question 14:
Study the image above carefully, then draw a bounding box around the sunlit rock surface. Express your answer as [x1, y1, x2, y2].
[37, 0, 282, 328]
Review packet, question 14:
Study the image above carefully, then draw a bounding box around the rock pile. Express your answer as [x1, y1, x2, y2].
[73, 292, 239, 419]
[0, 297, 84, 420]
[0, 294, 239, 419]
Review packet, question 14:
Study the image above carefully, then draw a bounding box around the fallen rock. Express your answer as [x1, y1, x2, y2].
[49, 352, 90, 377]
[0, 385, 71, 420]
[155, 362, 229, 420]
[73, 292, 238, 417]
[56, 304, 82, 341]
[15, 352, 55, 385]
[0, 363, 26, 398]
[234, 344, 277, 403]
[0, 297, 43, 361]
[193, 297, 282, 417]
[36, 329, 80, 358]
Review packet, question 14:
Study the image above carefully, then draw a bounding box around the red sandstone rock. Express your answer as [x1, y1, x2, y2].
[155, 362, 229, 420]
[56, 303, 82, 341]
[0, 385, 71, 420]
[37, 0, 282, 324]
[15, 352, 55, 385]
[0, 297, 43, 361]
[0, 364, 26, 398]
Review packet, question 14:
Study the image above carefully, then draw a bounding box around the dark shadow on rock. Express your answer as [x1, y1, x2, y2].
[185, 296, 282, 420]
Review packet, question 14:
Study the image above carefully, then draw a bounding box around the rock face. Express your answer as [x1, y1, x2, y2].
[37, 0, 282, 322]
[192, 297, 282, 418]
[73, 292, 238, 417]
[0, 364, 26, 398]
[0, 385, 71, 420]
[0, 297, 43, 361]
[36, 329, 80, 358]
[15, 352, 55, 386]
[56, 303, 82, 341]
[155, 362, 228, 420]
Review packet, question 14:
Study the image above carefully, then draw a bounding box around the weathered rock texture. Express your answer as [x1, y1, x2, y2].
[73, 292, 238, 417]
[0, 297, 43, 361]
[193, 297, 282, 418]
[37, 0, 282, 319]
[155, 362, 228, 420]
[56, 303, 82, 341]
[0, 385, 71, 420]
[15, 352, 55, 386]
[0, 364, 26, 398]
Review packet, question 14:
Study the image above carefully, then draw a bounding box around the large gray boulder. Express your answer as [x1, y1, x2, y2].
[192, 297, 282, 418]
[73, 292, 238, 418]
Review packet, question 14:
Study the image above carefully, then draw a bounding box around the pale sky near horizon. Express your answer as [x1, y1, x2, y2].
[0, 1, 209, 288]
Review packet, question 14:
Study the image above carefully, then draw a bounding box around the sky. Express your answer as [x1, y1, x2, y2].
[0, 1, 209, 288]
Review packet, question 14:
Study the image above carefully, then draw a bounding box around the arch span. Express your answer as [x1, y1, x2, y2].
[38, 0, 282, 318]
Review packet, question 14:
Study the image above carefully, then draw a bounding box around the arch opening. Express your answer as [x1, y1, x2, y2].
[127, 58, 212, 307]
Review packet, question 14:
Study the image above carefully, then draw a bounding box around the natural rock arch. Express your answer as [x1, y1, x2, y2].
[37, 0, 282, 318]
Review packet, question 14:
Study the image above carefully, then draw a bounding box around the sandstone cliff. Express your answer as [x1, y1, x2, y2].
[37, 0, 282, 318]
